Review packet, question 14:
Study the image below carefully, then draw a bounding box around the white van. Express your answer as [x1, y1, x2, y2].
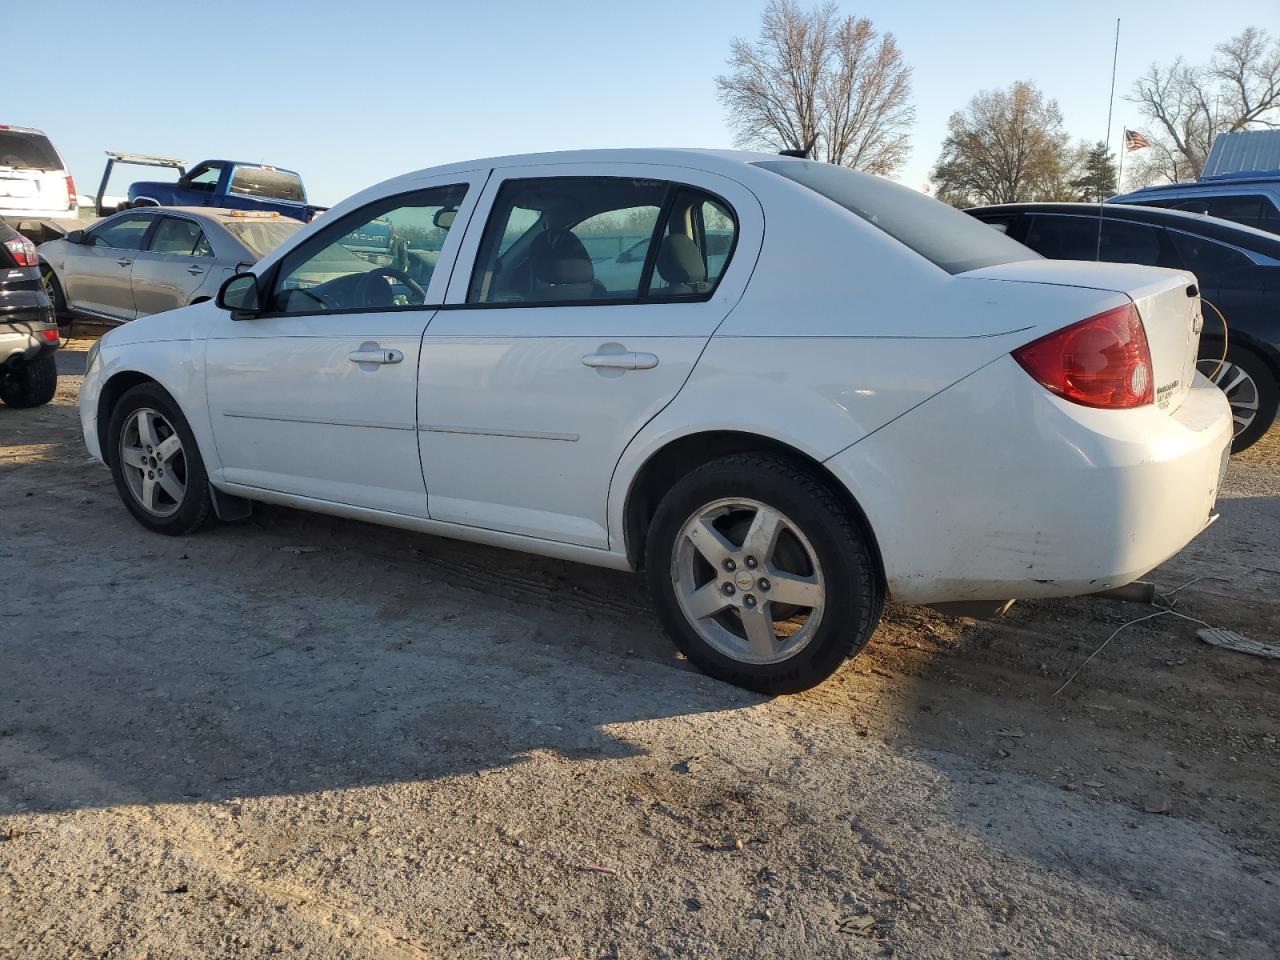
[0, 124, 77, 223]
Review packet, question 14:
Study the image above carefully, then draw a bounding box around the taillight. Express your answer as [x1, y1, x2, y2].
[3, 237, 38, 268]
[65, 174, 77, 206]
[1012, 304, 1153, 409]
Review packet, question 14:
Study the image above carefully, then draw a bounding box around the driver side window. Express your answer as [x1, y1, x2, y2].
[269, 184, 467, 314]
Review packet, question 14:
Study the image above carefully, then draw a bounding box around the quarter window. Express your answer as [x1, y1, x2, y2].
[269, 184, 467, 313]
[1168, 232, 1254, 279]
[150, 217, 211, 257]
[467, 177, 738, 305]
[88, 215, 153, 250]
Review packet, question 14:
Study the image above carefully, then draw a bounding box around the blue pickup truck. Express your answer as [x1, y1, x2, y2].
[95, 152, 324, 222]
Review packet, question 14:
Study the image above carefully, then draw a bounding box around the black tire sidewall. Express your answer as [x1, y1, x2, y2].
[0, 354, 57, 408]
[107, 383, 213, 535]
[645, 456, 881, 694]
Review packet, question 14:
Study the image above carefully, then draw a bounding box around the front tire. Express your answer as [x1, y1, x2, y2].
[645, 454, 883, 694]
[107, 383, 215, 535]
[0, 355, 57, 408]
[1198, 340, 1278, 453]
[41, 268, 73, 335]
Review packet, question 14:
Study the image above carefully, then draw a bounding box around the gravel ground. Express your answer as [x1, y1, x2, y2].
[1, 339, 1277, 960]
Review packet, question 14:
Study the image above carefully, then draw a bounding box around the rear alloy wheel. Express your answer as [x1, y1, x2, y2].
[41, 268, 72, 334]
[1198, 342, 1278, 453]
[108, 384, 214, 535]
[646, 454, 882, 693]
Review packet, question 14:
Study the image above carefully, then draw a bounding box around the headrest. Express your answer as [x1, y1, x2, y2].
[530, 228, 594, 286]
[656, 234, 706, 285]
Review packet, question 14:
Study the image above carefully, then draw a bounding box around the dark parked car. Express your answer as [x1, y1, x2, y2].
[966, 202, 1280, 452]
[0, 220, 59, 408]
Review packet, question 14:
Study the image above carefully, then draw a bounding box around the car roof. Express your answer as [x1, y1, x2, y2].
[123, 206, 300, 225]
[371, 148, 787, 186]
[1121, 174, 1280, 193]
[966, 201, 1280, 253]
[0, 123, 52, 136]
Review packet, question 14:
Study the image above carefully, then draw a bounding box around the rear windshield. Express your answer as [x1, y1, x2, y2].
[229, 166, 305, 203]
[224, 219, 303, 259]
[755, 159, 1036, 274]
[0, 131, 62, 170]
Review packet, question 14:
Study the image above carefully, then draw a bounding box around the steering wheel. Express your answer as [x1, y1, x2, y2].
[354, 266, 426, 306]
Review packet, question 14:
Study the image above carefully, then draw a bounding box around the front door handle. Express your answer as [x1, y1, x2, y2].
[186, 266, 204, 276]
[116, 258, 132, 267]
[582, 351, 659, 371]
[348, 348, 403, 365]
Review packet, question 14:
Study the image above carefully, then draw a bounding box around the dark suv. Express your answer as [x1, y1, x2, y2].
[966, 202, 1280, 452]
[0, 220, 59, 408]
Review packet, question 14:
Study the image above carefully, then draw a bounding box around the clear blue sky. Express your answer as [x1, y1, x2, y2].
[13, 0, 1276, 205]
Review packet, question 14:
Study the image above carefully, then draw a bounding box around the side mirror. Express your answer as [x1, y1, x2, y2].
[216, 272, 262, 317]
[433, 207, 456, 230]
[66, 229, 86, 244]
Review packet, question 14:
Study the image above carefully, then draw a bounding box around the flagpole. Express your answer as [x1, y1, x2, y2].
[1097, 17, 1120, 261]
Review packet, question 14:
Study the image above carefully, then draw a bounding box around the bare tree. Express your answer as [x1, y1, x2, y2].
[716, 1, 914, 174]
[930, 82, 1076, 207]
[1128, 27, 1280, 186]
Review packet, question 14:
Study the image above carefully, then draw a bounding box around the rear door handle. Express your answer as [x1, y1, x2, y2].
[582, 351, 659, 370]
[348, 348, 403, 365]
[187, 266, 204, 276]
[116, 258, 132, 267]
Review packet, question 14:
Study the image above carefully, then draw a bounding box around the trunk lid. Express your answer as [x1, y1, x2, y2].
[963, 260, 1202, 414]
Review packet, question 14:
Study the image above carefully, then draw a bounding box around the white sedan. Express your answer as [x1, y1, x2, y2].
[78, 149, 1232, 692]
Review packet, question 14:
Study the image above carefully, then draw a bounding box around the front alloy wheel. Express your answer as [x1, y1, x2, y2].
[107, 382, 215, 535]
[118, 407, 188, 517]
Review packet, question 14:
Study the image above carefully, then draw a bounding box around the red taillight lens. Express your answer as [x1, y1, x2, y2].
[1012, 304, 1153, 409]
[40, 328, 59, 342]
[3, 237, 38, 268]
[65, 174, 77, 206]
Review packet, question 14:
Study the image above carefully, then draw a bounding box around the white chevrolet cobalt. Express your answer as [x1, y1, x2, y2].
[79, 150, 1232, 692]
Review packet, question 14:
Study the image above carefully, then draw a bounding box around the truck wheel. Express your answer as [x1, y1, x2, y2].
[645, 453, 883, 694]
[107, 383, 215, 535]
[0, 355, 58, 408]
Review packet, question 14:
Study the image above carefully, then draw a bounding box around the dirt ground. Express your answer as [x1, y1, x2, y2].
[1, 337, 1277, 960]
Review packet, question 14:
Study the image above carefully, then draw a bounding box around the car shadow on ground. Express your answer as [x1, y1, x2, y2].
[2, 393, 1277, 880]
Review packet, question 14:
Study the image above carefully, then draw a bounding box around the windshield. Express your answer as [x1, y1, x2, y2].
[0, 131, 61, 170]
[755, 159, 1036, 275]
[224, 219, 303, 259]
[229, 166, 305, 203]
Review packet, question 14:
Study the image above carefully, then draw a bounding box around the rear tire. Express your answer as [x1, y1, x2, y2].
[107, 383, 215, 535]
[1198, 340, 1277, 453]
[644, 453, 883, 694]
[0, 355, 57, 408]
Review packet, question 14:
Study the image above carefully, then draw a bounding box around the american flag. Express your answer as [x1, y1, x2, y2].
[1124, 129, 1151, 152]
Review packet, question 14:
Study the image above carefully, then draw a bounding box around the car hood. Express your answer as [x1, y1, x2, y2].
[101, 301, 214, 347]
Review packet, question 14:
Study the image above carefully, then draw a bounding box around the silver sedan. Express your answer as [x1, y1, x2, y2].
[38, 207, 303, 326]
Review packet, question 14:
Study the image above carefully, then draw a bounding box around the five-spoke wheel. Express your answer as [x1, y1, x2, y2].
[647, 454, 882, 693]
[118, 408, 187, 517]
[107, 383, 214, 535]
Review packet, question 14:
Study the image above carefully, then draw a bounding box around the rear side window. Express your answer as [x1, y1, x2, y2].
[1168, 232, 1255, 280]
[230, 166, 305, 203]
[755, 159, 1034, 274]
[467, 177, 738, 305]
[0, 131, 61, 170]
[150, 217, 210, 257]
[1172, 194, 1268, 230]
[1023, 215, 1164, 266]
[88, 215, 153, 250]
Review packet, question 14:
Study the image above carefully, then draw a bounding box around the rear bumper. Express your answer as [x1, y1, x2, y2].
[826, 355, 1233, 604]
[0, 320, 59, 366]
